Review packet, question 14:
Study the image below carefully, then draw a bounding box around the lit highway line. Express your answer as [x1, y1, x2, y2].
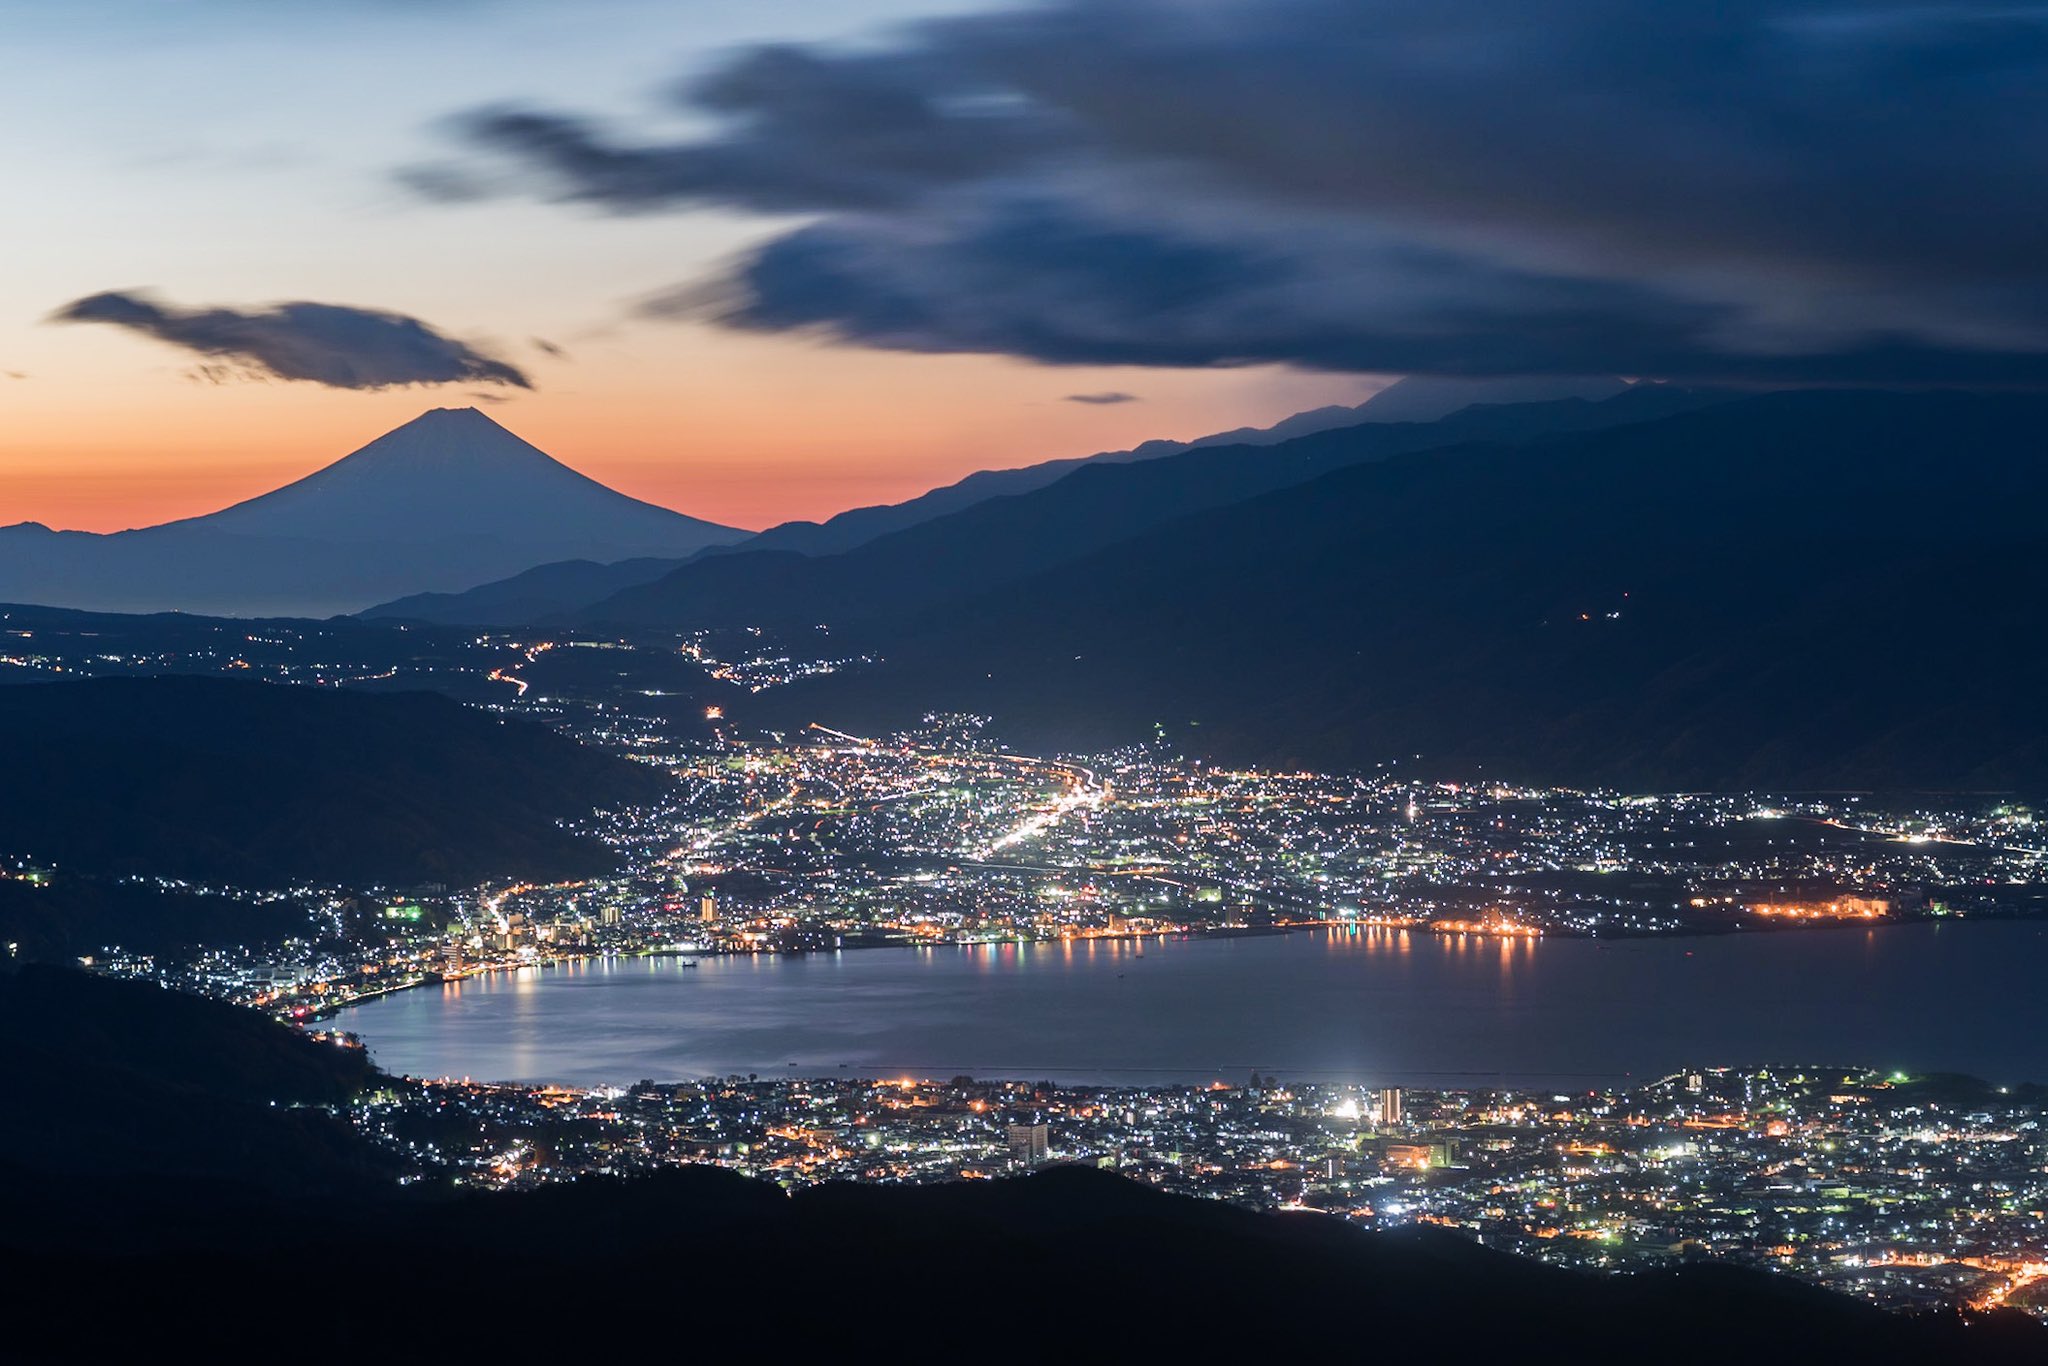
[485, 641, 553, 699]
[977, 764, 1107, 856]
[805, 721, 1110, 857]
[1813, 815, 2048, 858]
[665, 779, 803, 866]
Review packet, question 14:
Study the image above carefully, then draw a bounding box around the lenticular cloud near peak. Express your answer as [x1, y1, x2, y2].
[52, 290, 532, 391]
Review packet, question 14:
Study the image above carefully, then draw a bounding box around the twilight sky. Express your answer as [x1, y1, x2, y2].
[6, 0, 2046, 532]
[0, 0, 1363, 532]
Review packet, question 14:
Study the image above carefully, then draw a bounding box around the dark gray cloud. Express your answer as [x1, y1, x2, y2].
[1066, 391, 1138, 404]
[51, 291, 531, 390]
[453, 43, 1066, 215]
[428, 0, 2048, 386]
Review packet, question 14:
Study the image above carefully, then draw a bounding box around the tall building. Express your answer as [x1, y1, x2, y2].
[1379, 1087, 1403, 1126]
[1007, 1123, 1050, 1166]
[700, 892, 717, 923]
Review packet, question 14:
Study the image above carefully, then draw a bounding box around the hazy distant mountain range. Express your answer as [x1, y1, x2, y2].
[10, 378, 2045, 790]
[710, 373, 1631, 561]
[557, 383, 1708, 632]
[368, 374, 1645, 626]
[0, 375, 1618, 621]
[0, 408, 746, 616]
[751, 389, 2048, 791]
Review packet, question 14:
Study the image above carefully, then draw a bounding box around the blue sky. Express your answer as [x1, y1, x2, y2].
[7, 0, 2045, 530]
[2, 0, 1359, 530]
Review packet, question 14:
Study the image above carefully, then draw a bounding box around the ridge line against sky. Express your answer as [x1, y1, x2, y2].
[7, 0, 2048, 532]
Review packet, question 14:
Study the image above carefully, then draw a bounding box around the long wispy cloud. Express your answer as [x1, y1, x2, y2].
[415, 0, 2048, 386]
[51, 291, 531, 390]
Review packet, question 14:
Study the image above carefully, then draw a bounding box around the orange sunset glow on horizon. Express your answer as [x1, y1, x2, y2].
[1, 338, 1368, 534]
[3, 0, 1382, 540]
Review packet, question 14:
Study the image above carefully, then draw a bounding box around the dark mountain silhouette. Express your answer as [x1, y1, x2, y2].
[0, 965, 386, 1198]
[566, 383, 1722, 631]
[360, 394, 1396, 624]
[759, 390, 2048, 792]
[367, 377, 1647, 626]
[361, 554, 687, 626]
[1348, 373, 1628, 423]
[0, 877, 322, 965]
[1, 969, 2040, 1362]
[0, 407, 748, 616]
[725, 377, 1628, 559]
[17, 1167, 2044, 1362]
[0, 676, 669, 886]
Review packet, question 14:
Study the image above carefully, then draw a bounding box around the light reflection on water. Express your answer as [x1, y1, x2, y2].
[339, 921, 2048, 1090]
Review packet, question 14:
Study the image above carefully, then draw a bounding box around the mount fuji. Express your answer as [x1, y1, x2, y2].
[0, 408, 748, 616]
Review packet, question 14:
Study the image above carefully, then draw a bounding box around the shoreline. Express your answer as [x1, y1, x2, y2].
[320, 918, 2048, 1095]
[309, 910, 2028, 1024]
[306, 923, 1302, 1021]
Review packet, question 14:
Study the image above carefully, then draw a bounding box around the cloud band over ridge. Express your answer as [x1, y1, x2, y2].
[419, 0, 2048, 387]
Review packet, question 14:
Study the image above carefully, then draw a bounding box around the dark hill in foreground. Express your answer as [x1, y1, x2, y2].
[0, 965, 384, 1197]
[0, 968, 2037, 1361]
[11, 1166, 2042, 1363]
[0, 877, 323, 965]
[763, 390, 2048, 792]
[0, 676, 668, 886]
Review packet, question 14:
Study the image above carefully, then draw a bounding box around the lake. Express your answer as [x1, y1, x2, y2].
[337, 922, 2048, 1090]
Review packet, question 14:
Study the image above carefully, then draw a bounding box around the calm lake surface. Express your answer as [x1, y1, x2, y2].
[337, 922, 2048, 1090]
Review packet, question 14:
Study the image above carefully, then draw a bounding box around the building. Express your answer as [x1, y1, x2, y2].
[700, 892, 718, 923]
[1379, 1087, 1403, 1126]
[1380, 1140, 1454, 1170]
[1007, 1123, 1050, 1166]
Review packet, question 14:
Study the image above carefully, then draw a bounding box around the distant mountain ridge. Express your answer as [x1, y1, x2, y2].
[560, 382, 1717, 631]
[366, 388, 1427, 624]
[721, 376, 1627, 559]
[372, 376, 1660, 626]
[0, 408, 748, 616]
[361, 555, 689, 627]
[757, 389, 2048, 792]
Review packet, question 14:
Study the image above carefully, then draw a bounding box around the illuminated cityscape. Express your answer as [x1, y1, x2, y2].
[11, 4, 2048, 1354]
[11, 609, 2043, 1008]
[7, 616, 2045, 1323]
[64, 691, 2041, 1021]
[330, 1061, 2048, 1316]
